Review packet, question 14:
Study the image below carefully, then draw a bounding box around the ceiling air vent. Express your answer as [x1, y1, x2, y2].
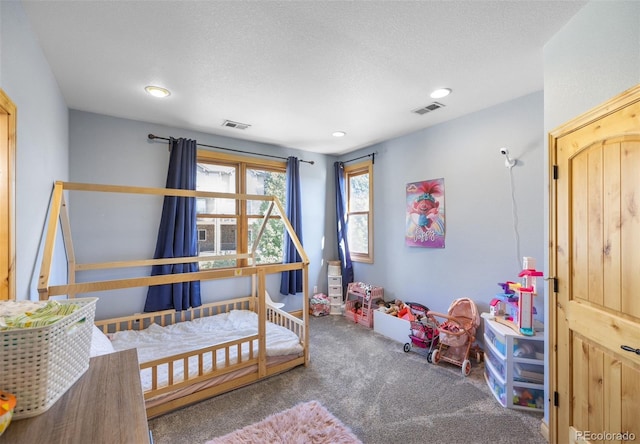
[222, 120, 251, 130]
[412, 102, 445, 115]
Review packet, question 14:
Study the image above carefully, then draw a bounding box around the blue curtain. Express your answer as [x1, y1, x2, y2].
[280, 157, 303, 295]
[144, 138, 201, 312]
[334, 162, 354, 291]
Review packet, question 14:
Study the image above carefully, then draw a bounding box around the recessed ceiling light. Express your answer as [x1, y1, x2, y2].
[430, 88, 451, 99]
[332, 131, 346, 137]
[145, 85, 171, 98]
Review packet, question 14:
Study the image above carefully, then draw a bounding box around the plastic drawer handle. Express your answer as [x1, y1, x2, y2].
[621, 345, 640, 355]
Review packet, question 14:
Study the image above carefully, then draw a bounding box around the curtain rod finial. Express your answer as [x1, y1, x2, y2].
[148, 134, 156, 140]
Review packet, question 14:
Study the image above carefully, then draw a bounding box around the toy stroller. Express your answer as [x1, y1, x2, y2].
[402, 302, 439, 362]
[427, 297, 480, 376]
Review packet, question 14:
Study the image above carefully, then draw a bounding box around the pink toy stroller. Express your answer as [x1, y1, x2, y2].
[402, 302, 439, 362]
[427, 297, 480, 376]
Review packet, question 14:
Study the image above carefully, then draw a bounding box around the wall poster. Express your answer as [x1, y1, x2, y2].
[405, 178, 445, 248]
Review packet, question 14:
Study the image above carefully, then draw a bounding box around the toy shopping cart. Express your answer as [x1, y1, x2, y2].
[402, 302, 439, 362]
[427, 297, 480, 376]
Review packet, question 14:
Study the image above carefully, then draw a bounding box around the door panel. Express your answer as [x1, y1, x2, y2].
[551, 86, 640, 444]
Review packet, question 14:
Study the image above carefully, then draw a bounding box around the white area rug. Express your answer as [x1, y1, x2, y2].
[204, 400, 362, 444]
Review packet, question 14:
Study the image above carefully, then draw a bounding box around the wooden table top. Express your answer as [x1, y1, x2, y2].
[1, 348, 150, 444]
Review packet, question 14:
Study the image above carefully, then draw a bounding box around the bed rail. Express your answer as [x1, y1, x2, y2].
[141, 334, 260, 399]
[266, 305, 305, 341]
[94, 297, 254, 333]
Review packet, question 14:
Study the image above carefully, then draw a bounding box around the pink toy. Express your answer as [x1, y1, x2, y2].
[489, 298, 504, 316]
[516, 263, 543, 335]
[494, 258, 543, 336]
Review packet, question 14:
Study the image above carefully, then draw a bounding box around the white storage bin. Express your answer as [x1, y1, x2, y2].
[1, 298, 97, 418]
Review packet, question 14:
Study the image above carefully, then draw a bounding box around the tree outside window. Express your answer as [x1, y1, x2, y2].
[196, 151, 286, 269]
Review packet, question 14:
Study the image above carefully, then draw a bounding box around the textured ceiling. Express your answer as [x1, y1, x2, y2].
[22, 1, 586, 155]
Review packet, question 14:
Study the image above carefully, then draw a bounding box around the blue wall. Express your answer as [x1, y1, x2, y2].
[69, 110, 333, 319]
[342, 92, 545, 317]
[0, 0, 69, 301]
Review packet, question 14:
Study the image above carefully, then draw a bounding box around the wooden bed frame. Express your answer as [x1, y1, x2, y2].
[37, 181, 310, 418]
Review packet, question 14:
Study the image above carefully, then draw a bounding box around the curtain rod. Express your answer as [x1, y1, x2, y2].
[342, 152, 376, 165]
[148, 134, 315, 165]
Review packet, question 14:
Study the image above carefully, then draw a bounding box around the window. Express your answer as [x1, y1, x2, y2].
[196, 151, 287, 269]
[345, 160, 373, 263]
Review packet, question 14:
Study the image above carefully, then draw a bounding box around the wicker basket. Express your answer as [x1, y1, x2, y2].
[0, 297, 97, 418]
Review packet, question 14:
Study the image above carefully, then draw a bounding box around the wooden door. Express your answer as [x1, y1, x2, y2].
[0, 89, 16, 301]
[550, 85, 640, 443]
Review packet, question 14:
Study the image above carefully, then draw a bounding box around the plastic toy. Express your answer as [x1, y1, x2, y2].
[516, 268, 543, 335]
[0, 391, 16, 436]
[489, 298, 504, 316]
[494, 257, 543, 336]
[403, 302, 439, 362]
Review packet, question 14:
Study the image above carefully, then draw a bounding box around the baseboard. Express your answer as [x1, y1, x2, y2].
[290, 309, 303, 319]
[540, 419, 549, 442]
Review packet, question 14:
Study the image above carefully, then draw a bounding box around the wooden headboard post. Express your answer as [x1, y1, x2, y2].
[38, 181, 64, 300]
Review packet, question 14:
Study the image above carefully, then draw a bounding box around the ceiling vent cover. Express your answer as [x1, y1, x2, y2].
[412, 102, 445, 115]
[222, 120, 251, 130]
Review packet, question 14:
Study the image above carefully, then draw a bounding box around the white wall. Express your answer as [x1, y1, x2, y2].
[343, 91, 545, 318]
[0, 0, 69, 301]
[69, 110, 332, 319]
[542, 0, 640, 425]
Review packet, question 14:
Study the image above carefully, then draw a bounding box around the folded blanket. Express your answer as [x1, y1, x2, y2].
[0, 300, 79, 330]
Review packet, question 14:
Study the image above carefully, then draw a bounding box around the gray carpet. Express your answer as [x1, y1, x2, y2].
[149, 314, 546, 444]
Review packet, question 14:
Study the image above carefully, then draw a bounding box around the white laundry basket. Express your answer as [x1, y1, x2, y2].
[0, 297, 97, 418]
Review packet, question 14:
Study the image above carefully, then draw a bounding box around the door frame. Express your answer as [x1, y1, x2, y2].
[0, 89, 16, 301]
[548, 83, 640, 443]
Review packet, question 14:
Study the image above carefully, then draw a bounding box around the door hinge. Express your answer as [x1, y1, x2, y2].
[554, 391, 559, 407]
[553, 165, 558, 180]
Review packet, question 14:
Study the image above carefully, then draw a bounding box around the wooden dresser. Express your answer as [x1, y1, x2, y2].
[0, 348, 150, 444]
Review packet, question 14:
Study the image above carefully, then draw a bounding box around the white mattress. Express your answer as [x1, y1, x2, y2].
[110, 309, 303, 391]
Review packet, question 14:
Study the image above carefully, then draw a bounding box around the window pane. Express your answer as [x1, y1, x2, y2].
[220, 222, 236, 251]
[248, 217, 284, 264]
[349, 173, 369, 212]
[197, 218, 237, 269]
[348, 214, 369, 255]
[197, 162, 236, 215]
[246, 167, 286, 265]
[246, 168, 286, 215]
[197, 219, 215, 253]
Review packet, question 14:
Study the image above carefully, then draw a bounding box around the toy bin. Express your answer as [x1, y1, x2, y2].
[310, 293, 331, 316]
[0, 298, 97, 418]
[484, 364, 506, 407]
[484, 322, 506, 356]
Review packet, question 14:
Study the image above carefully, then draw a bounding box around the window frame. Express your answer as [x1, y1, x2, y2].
[196, 150, 286, 268]
[344, 160, 373, 263]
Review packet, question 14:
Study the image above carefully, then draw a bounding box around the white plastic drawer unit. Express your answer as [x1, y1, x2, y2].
[328, 276, 342, 286]
[483, 316, 544, 412]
